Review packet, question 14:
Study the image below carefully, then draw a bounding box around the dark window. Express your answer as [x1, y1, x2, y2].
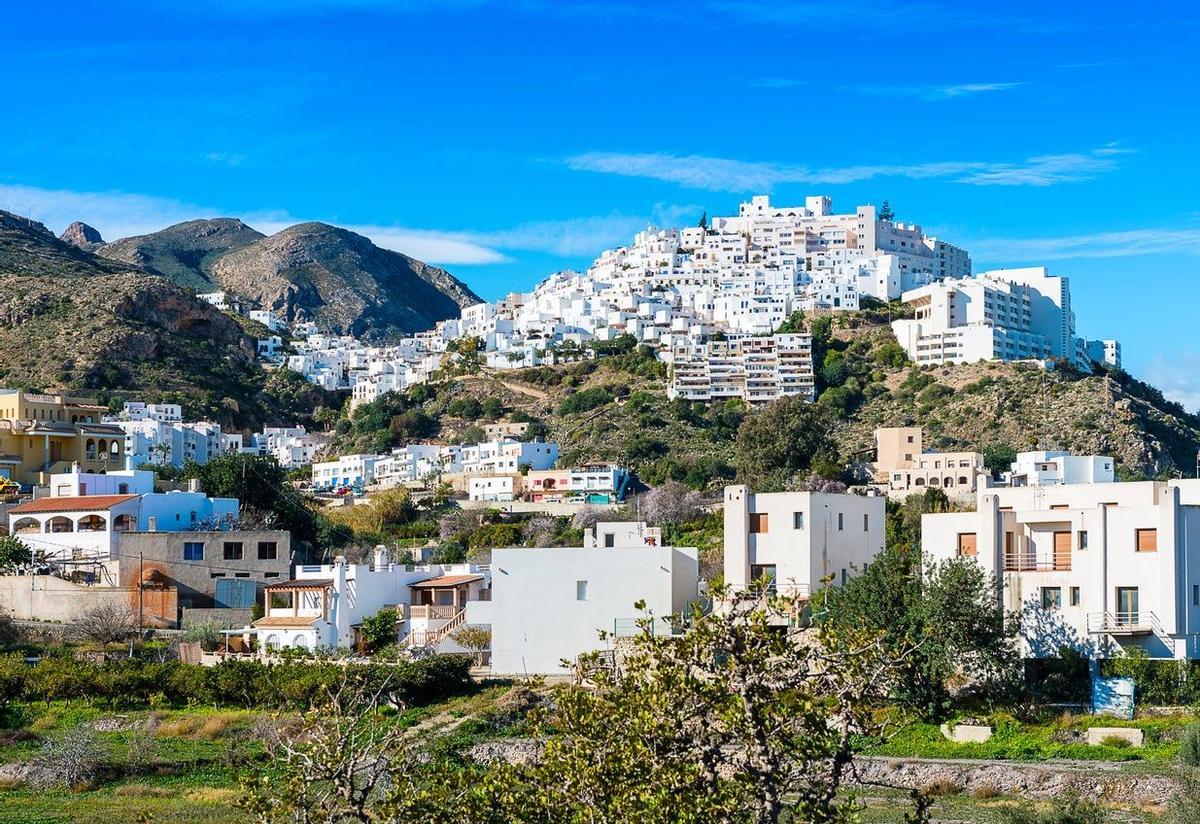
[264, 572, 279, 578]
[749, 513, 769, 534]
[1070, 587, 1080, 606]
[837, 513, 844, 531]
[863, 513, 869, 531]
[183, 541, 204, 561]
[223, 542, 244, 561]
[235, 572, 250, 578]
[793, 511, 805, 529]
[604, 533, 615, 548]
[258, 541, 278, 560]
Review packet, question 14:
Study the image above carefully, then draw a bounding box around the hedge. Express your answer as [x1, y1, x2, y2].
[0, 654, 473, 710]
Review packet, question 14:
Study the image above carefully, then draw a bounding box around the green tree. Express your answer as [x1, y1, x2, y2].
[0, 535, 32, 571]
[359, 609, 398, 653]
[982, 442, 1018, 479]
[734, 397, 839, 490]
[821, 539, 1018, 716]
[878, 200, 895, 222]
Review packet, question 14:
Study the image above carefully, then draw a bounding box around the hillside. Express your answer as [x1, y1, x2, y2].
[0, 211, 334, 429]
[328, 323, 1200, 488]
[95, 218, 480, 338]
[96, 218, 265, 290]
[208, 222, 479, 338]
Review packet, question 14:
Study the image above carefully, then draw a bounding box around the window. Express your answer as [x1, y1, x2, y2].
[604, 533, 615, 548]
[1193, 584, 1198, 607]
[750, 564, 777, 590]
[837, 513, 844, 531]
[209, 572, 225, 579]
[793, 511, 805, 529]
[840, 568, 848, 585]
[1078, 530, 1088, 551]
[1050, 504, 1068, 510]
[258, 541, 278, 560]
[264, 572, 280, 579]
[863, 513, 869, 532]
[749, 513, 769, 534]
[1136, 528, 1158, 552]
[576, 580, 588, 601]
[183, 541, 204, 561]
[1070, 586, 1080, 606]
[957, 533, 977, 557]
[1041, 587, 1062, 609]
[223, 542, 243, 561]
[234, 572, 250, 578]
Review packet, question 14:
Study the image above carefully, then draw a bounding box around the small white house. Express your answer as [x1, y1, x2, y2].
[468, 475, 516, 502]
[467, 542, 699, 676]
[723, 485, 886, 597]
[1004, 451, 1115, 487]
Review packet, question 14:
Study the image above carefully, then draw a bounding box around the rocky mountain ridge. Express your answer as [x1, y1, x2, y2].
[93, 217, 480, 337]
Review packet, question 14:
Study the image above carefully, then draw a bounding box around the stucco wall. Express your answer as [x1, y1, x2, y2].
[0, 575, 177, 627]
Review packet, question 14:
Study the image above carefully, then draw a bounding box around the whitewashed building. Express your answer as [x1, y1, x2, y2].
[723, 485, 887, 598]
[922, 481, 1200, 660]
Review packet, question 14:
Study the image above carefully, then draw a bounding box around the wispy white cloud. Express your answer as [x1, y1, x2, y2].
[968, 226, 1200, 263]
[1145, 353, 1200, 415]
[565, 146, 1125, 192]
[849, 81, 1025, 101]
[0, 182, 689, 266]
[204, 151, 247, 167]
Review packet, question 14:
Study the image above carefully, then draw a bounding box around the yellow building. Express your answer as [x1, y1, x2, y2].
[0, 389, 128, 486]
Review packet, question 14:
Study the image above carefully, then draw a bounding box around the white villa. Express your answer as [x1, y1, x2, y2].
[922, 480, 1200, 660]
[723, 485, 886, 598]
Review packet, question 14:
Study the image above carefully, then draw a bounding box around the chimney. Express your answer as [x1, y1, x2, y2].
[147, 516, 156, 532]
[188, 478, 201, 493]
[373, 545, 389, 570]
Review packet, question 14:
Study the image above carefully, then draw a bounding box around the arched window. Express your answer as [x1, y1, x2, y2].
[292, 636, 310, 650]
[77, 515, 107, 532]
[13, 518, 39, 534]
[959, 476, 969, 486]
[113, 514, 134, 532]
[914, 478, 925, 486]
[45, 516, 74, 533]
[264, 634, 281, 651]
[944, 478, 953, 488]
[85, 439, 97, 460]
[930, 477, 940, 486]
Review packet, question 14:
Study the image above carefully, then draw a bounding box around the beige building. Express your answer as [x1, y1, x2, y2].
[0, 389, 125, 486]
[873, 427, 987, 500]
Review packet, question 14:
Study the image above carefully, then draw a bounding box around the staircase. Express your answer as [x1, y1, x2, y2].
[407, 608, 468, 649]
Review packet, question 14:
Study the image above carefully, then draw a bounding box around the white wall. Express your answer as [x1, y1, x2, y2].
[480, 546, 699, 675]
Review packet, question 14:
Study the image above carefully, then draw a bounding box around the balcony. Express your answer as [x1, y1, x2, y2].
[1003, 549, 1071, 572]
[1087, 611, 1160, 636]
[409, 604, 458, 621]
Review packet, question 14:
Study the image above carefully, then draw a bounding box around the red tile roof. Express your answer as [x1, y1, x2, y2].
[409, 574, 483, 589]
[9, 494, 138, 514]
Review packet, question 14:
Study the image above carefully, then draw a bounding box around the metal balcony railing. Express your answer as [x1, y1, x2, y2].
[1086, 611, 1162, 636]
[1003, 550, 1071, 572]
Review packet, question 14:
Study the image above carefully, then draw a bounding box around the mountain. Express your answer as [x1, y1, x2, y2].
[96, 218, 265, 290]
[207, 222, 480, 338]
[0, 210, 324, 428]
[59, 221, 104, 251]
[97, 219, 481, 338]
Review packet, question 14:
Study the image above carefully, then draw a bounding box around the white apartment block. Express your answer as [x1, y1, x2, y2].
[891, 267, 1118, 370]
[310, 454, 381, 490]
[458, 439, 559, 476]
[468, 475, 516, 502]
[1004, 451, 1115, 487]
[922, 481, 1200, 660]
[523, 464, 631, 505]
[668, 333, 815, 404]
[723, 485, 887, 598]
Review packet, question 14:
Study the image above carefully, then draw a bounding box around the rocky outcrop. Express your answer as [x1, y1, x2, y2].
[208, 222, 480, 338]
[59, 221, 104, 251]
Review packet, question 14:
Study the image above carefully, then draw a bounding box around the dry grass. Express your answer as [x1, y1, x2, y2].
[114, 784, 174, 798]
[185, 787, 239, 804]
[0, 777, 25, 791]
[971, 783, 1001, 800]
[921, 777, 962, 797]
[154, 712, 238, 740]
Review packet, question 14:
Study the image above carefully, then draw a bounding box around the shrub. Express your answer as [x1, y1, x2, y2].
[1179, 724, 1200, 766]
[558, 387, 615, 415]
[972, 783, 1001, 799]
[921, 777, 961, 796]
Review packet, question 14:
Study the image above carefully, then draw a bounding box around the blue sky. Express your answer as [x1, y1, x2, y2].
[3, 1, 1200, 408]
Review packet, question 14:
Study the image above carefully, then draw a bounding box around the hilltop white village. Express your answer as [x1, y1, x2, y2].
[5, 192, 1187, 684]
